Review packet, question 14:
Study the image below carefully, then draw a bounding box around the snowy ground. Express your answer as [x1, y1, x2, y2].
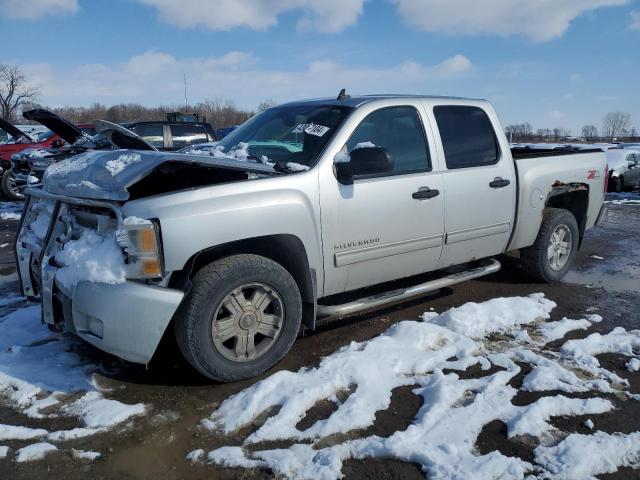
[0, 197, 638, 479]
[191, 294, 640, 480]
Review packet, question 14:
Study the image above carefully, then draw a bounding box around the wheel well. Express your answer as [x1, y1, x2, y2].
[169, 234, 317, 329]
[545, 184, 589, 242]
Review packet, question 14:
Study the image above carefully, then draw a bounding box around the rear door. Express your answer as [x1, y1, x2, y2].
[429, 104, 516, 268]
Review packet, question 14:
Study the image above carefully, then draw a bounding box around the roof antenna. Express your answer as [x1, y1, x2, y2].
[337, 88, 350, 101]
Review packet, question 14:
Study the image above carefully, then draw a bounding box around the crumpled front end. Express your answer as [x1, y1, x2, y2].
[15, 190, 184, 364]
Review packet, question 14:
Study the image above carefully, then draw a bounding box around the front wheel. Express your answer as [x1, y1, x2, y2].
[174, 254, 302, 382]
[521, 208, 579, 283]
[1, 170, 24, 201]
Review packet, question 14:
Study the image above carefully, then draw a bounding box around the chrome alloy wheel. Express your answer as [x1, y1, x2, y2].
[548, 224, 572, 271]
[211, 283, 285, 362]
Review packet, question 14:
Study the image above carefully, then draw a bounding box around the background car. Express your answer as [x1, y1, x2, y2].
[607, 148, 640, 192]
[128, 113, 216, 150]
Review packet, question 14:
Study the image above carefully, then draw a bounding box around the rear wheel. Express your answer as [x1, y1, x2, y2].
[521, 208, 579, 283]
[174, 254, 302, 382]
[1, 170, 24, 201]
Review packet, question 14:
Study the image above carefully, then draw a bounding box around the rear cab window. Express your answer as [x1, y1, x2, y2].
[433, 106, 500, 169]
[129, 124, 164, 148]
[169, 124, 209, 149]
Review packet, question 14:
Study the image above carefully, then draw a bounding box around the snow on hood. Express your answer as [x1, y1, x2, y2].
[42, 149, 277, 201]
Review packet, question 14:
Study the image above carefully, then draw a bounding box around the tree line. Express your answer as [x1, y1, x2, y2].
[505, 112, 637, 143]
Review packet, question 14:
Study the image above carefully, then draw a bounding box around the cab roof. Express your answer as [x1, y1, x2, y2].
[279, 94, 485, 109]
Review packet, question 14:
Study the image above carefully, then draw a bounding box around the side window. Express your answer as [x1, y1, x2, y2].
[170, 124, 208, 148]
[130, 124, 164, 148]
[433, 106, 499, 169]
[346, 106, 430, 174]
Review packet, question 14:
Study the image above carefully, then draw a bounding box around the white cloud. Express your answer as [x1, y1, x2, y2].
[136, 0, 365, 33]
[21, 51, 473, 109]
[392, 0, 628, 42]
[0, 0, 78, 20]
[545, 110, 567, 122]
[631, 10, 640, 30]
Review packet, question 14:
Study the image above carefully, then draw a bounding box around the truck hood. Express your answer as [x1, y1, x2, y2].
[95, 120, 158, 151]
[23, 108, 85, 144]
[42, 149, 279, 201]
[0, 117, 33, 142]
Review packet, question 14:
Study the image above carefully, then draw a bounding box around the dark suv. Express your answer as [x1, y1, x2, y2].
[128, 114, 216, 151]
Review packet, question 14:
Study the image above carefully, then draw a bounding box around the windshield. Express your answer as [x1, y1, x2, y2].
[215, 104, 353, 169]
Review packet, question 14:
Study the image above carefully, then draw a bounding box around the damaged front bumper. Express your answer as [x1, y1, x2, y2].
[15, 189, 184, 364]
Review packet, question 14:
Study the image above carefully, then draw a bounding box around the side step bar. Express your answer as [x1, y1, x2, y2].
[316, 258, 501, 320]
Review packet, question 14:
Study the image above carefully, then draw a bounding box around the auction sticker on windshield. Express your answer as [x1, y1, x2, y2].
[293, 123, 330, 137]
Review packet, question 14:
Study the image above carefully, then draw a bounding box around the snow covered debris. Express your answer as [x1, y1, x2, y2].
[105, 152, 141, 176]
[55, 228, 126, 291]
[0, 446, 8, 459]
[584, 419, 595, 429]
[200, 294, 640, 479]
[628, 358, 640, 372]
[534, 431, 640, 480]
[15, 442, 58, 463]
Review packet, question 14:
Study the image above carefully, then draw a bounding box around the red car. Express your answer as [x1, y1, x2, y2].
[0, 117, 65, 199]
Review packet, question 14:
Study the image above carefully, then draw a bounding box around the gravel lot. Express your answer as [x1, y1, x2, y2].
[0, 195, 638, 479]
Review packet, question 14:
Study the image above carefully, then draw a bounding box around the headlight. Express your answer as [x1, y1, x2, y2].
[115, 218, 163, 280]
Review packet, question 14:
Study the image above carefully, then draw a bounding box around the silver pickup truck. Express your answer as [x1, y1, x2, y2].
[15, 95, 608, 381]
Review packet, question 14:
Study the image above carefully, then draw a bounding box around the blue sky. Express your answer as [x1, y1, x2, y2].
[2, 0, 639, 133]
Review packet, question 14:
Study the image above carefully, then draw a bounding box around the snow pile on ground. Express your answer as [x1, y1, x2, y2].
[534, 432, 640, 479]
[55, 228, 126, 291]
[195, 294, 640, 480]
[0, 298, 145, 463]
[15, 442, 57, 463]
[104, 152, 141, 176]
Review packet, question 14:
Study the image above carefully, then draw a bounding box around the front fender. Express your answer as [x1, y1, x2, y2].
[122, 173, 323, 293]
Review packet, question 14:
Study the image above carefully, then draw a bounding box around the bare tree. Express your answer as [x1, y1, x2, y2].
[602, 112, 631, 141]
[504, 122, 533, 142]
[581, 125, 599, 142]
[0, 64, 39, 121]
[257, 99, 276, 112]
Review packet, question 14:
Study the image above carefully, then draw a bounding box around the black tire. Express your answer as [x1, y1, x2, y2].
[521, 208, 579, 283]
[174, 254, 302, 382]
[610, 176, 623, 193]
[1, 170, 24, 201]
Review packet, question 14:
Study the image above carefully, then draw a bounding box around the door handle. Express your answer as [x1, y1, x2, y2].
[412, 187, 440, 200]
[489, 177, 511, 189]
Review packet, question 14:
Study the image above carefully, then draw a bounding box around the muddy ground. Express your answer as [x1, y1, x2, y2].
[0, 198, 639, 480]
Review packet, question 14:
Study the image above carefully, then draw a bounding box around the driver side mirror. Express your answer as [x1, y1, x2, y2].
[334, 146, 394, 185]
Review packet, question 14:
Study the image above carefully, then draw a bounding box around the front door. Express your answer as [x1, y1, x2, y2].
[320, 104, 445, 296]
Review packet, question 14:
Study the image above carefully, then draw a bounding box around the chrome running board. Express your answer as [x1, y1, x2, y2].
[316, 258, 501, 320]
